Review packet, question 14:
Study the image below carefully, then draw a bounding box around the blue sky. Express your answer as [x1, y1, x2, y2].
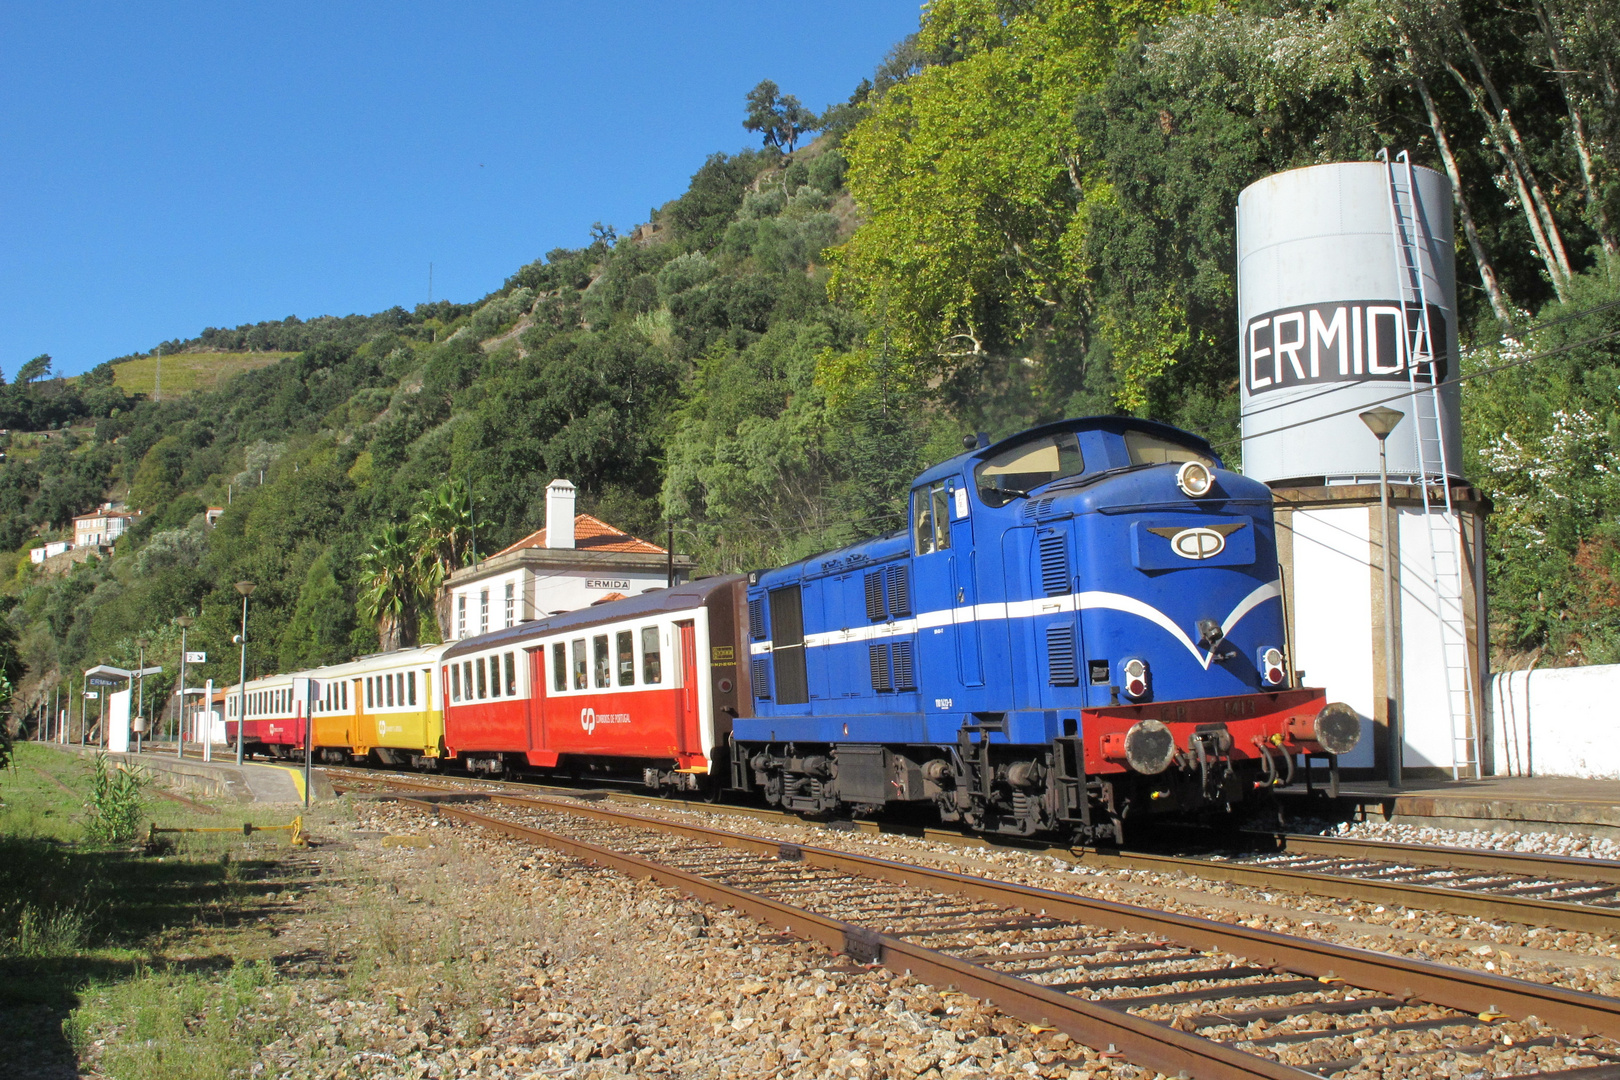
[1, 2, 920, 376]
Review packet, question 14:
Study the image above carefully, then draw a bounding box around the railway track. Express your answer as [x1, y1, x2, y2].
[359, 777, 1620, 1080]
[321, 766, 1620, 936]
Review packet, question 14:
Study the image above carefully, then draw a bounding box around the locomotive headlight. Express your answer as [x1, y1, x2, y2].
[1176, 460, 1214, 498]
[1258, 646, 1286, 687]
[1122, 658, 1150, 700]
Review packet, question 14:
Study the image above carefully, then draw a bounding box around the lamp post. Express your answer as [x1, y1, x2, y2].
[175, 616, 194, 758]
[235, 581, 255, 766]
[135, 637, 148, 753]
[1360, 406, 1405, 790]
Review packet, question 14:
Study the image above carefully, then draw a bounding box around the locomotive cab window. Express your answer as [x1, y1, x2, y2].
[1123, 430, 1214, 467]
[912, 481, 952, 555]
[975, 431, 1084, 507]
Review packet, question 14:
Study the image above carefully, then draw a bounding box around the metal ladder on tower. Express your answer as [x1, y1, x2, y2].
[1380, 149, 1479, 780]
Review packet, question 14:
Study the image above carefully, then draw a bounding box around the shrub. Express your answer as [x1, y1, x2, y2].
[84, 754, 148, 843]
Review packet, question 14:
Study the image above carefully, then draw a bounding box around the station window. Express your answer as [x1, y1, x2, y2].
[641, 626, 662, 684]
[593, 635, 610, 689]
[504, 652, 516, 696]
[480, 589, 490, 635]
[504, 583, 515, 628]
[451, 664, 461, 702]
[457, 595, 466, 638]
[408, 670, 417, 707]
[571, 639, 587, 689]
[552, 643, 567, 693]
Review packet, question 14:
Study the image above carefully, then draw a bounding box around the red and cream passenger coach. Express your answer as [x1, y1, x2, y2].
[439, 574, 748, 790]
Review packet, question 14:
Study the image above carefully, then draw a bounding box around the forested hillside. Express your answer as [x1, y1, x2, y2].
[4, 0, 1618, 725]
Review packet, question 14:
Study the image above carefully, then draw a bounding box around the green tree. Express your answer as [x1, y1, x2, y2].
[15, 354, 51, 385]
[828, 0, 1178, 410]
[357, 524, 417, 652]
[128, 436, 186, 510]
[411, 479, 484, 640]
[278, 548, 355, 669]
[743, 80, 820, 153]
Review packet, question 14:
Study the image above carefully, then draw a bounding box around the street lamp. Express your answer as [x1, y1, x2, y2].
[234, 582, 255, 766]
[1360, 406, 1405, 790]
[174, 617, 194, 758]
[134, 637, 149, 753]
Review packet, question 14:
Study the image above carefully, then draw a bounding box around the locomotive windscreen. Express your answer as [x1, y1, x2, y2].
[975, 431, 1084, 506]
[1122, 430, 1214, 467]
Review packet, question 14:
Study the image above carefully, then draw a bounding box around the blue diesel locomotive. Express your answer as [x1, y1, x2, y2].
[729, 416, 1358, 841]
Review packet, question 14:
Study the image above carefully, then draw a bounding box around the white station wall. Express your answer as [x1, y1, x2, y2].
[1489, 664, 1620, 779]
[1397, 507, 1459, 770]
[1289, 506, 1375, 769]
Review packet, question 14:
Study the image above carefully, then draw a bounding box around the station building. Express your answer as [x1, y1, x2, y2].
[440, 479, 693, 641]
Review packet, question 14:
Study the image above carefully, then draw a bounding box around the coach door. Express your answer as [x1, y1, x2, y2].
[527, 648, 548, 753]
[674, 621, 701, 759]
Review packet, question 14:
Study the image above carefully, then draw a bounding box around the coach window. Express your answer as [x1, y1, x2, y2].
[641, 626, 662, 684]
[342, 682, 349, 710]
[408, 671, 417, 707]
[473, 658, 485, 699]
[364, 680, 371, 709]
[552, 643, 567, 692]
[615, 631, 635, 686]
[451, 664, 461, 702]
[571, 639, 587, 689]
[386, 674, 395, 708]
[490, 657, 501, 698]
[593, 635, 610, 688]
[463, 660, 474, 700]
[504, 652, 517, 696]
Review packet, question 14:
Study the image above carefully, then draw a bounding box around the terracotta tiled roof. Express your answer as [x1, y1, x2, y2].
[492, 514, 666, 558]
[590, 592, 628, 605]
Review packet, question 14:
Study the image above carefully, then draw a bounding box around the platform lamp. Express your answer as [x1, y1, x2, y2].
[174, 616, 194, 758]
[234, 581, 255, 766]
[1360, 405, 1405, 791]
[135, 637, 149, 753]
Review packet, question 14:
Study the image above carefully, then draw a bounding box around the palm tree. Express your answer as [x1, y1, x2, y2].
[358, 523, 418, 651]
[412, 479, 487, 640]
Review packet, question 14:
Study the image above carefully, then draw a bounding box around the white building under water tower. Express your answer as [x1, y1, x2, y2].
[1236, 159, 1489, 781]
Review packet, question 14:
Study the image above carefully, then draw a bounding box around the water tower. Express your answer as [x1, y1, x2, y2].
[1237, 157, 1489, 781]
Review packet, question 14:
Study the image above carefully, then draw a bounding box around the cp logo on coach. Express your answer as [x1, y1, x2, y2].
[580, 707, 597, 734]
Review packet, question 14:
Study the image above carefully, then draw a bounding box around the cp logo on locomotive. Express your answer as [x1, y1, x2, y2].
[580, 707, 597, 734]
[1147, 523, 1247, 561]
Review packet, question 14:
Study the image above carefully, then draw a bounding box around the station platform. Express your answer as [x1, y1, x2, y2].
[1281, 774, 1620, 839]
[49, 743, 336, 803]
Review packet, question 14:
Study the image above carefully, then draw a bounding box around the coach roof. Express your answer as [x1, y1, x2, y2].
[441, 573, 745, 660]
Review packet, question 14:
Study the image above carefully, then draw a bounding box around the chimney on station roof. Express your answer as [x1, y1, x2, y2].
[545, 479, 576, 549]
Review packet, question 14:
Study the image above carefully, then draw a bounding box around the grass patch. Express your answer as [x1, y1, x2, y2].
[108, 352, 293, 397]
[0, 744, 323, 1078]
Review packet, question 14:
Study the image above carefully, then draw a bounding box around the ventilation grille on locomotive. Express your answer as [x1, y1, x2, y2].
[1046, 625, 1079, 685]
[868, 644, 892, 692]
[1038, 532, 1070, 597]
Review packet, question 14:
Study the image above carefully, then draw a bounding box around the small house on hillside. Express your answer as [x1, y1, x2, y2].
[440, 479, 693, 641]
[73, 504, 138, 549]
